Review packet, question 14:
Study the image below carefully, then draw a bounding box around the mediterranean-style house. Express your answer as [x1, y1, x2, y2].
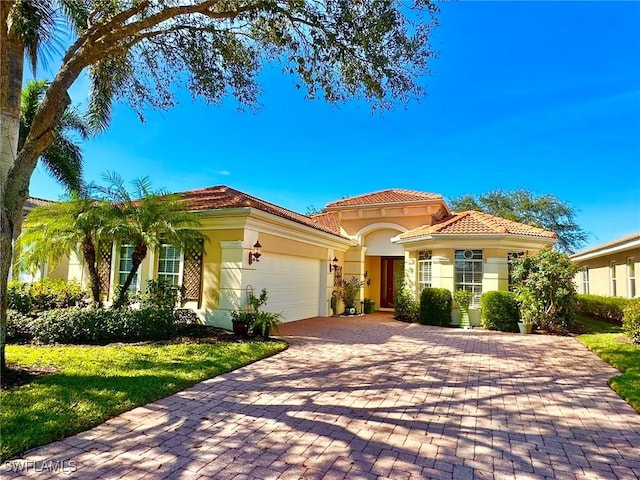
[47, 187, 558, 327]
[570, 232, 639, 298]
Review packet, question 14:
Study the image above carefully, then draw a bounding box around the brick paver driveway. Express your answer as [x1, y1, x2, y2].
[5, 314, 640, 479]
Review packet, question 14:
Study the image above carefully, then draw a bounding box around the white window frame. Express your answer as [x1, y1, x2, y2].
[582, 267, 590, 295]
[118, 244, 140, 294]
[418, 251, 432, 292]
[610, 261, 617, 297]
[629, 258, 636, 298]
[157, 243, 184, 287]
[455, 249, 483, 308]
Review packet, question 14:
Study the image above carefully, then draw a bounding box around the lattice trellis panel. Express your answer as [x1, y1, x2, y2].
[98, 246, 112, 297]
[333, 265, 343, 287]
[182, 241, 204, 306]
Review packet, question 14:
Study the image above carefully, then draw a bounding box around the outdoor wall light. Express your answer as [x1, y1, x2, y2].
[248, 241, 262, 265]
[329, 257, 339, 273]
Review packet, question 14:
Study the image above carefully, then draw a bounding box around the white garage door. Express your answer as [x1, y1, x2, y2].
[255, 253, 321, 322]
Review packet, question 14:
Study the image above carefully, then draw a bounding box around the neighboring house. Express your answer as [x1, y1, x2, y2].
[570, 232, 640, 298]
[10, 197, 69, 283]
[56, 187, 557, 328]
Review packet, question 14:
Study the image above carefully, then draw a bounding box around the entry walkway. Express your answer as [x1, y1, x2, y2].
[5, 314, 640, 479]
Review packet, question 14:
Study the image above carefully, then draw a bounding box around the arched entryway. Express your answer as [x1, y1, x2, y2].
[357, 224, 406, 310]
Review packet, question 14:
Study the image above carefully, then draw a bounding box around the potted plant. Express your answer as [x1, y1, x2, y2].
[339, 277, 365, 315]
[252, 310, 284, 339]
[515, 287, 536, 334]
[230, 310, 254, 335]
[363, 298, 376, 314]
[330, 291, 339, 316]
[454, 289, 474, 329]
[230, 288, 269, 335]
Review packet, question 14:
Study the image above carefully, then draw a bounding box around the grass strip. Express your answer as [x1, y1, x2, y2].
[577, 316, 640, 413]
[1, 341, 287, 460]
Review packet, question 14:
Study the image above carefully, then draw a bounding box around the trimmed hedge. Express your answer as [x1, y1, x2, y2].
[394, 286, 419, 323]
[623, 298, 640, 344]
[8, 279, 87, 315]
[6, 310, 34, 342]
[419, 288, 452, 326]
[31, 307, 177, 345]
[574, 294, 629, 324]
[480, 291, 519, 332]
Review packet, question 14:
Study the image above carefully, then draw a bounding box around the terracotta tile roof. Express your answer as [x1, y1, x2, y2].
[326, 189, 443, 208]
[310, 211, 342, 235]
[176, 186, 346, 238]
[24, 197, 55, 210]
[570, 231, 640, 258]
[397, 210, 557, 240]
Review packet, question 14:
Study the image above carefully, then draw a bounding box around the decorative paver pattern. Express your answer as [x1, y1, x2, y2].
[4, 314, 640, 479]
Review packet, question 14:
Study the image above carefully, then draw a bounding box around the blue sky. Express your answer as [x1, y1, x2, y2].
[29, 1, 640, 250]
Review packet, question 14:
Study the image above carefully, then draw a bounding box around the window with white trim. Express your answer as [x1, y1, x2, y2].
[629, 258, 636, 298]
[582, 267, 590, 294]
[418, 251, 432, 292]
[610, 261, 617, 297]
[158, 243, 182, 286]
[118, 244, 139, 293]
[507, 251, 525, 291]
[455, 249, 483, 308]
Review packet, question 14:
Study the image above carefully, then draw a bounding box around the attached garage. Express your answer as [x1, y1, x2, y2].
[255, 253, 322, 322]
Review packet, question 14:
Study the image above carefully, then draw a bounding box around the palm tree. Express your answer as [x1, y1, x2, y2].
[11, 79, 90, 296]
[99, 173, 205, 309]
[1, 1, 95, 370]
[19, 80, 88, 192]
[17, 191, 111, 306]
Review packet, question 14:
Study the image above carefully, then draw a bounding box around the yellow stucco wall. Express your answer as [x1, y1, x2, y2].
[364, 256, 381, 308]
[340, 215, 432, 237]
[573, 249, 639, 298]
[47, 258, 70, 280]
[200, 229, 245, 310]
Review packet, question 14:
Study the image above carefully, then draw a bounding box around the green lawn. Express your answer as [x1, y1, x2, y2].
[1, 341, 287, 461]
[576, 316, 640, 413]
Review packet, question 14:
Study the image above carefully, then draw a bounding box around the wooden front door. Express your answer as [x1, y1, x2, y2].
[380, 257, 405, 308]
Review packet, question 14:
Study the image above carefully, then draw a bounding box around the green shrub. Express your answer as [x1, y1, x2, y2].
[130, 308, 177, 340]
[7, 279, 87, 315]
[512, 248, 578, 332]
[394, 284, 419, 322]
[623, 299, 640, 344]
[420, 288, 452, 326]
[575, 294, 629, 324]
[6, 309, 34, 342]
[481, 291, 519, 332]
[141, 279, 186, 310]
[31, 307, 176, 345]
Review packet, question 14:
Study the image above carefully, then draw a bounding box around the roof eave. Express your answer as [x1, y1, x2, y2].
[570, 237, 640, 262]
[392, 233, 557, 245]
[325, 198, 445, 211]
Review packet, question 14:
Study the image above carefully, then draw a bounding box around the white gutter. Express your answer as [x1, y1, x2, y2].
[570, 238, 640, 262]
[391, 233, 556, 245]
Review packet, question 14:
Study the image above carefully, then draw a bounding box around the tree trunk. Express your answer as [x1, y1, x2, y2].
[82, 238, 102, 307]
[0, 3, 24, 372]
[113, 242, 147, 309]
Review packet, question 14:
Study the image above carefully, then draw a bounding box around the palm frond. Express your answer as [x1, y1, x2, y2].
[60, 105, 91, 139]
[19, 79, 48, 149]
[39, 136, 83, 192]
[87, 53, 133, 132]
[11, 0, 62, 73]
[57, 0, 90, 35]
